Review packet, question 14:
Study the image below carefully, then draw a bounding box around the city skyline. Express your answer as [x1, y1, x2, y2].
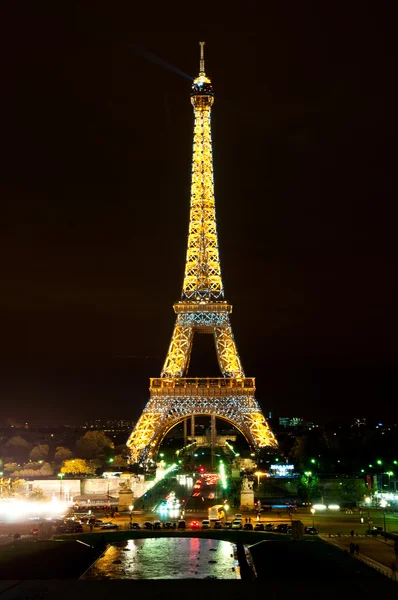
[1, 7, 397, 425]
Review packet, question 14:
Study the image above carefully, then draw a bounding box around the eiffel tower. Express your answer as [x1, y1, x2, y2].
[127, 42, 277, 462]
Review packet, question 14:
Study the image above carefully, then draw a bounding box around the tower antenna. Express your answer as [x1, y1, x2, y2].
[199, 41, 205, 75]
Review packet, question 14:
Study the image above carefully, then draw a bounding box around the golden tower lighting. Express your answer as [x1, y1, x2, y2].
[127, 42, 277, 462]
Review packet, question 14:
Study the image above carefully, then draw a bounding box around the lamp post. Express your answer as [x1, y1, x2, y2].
[304, 471, 312, 508]
[310, 507, 315, 529]
[365, 496, 371, 531]
[58, 473, 64, 500]
[380, 499, 387, 541]
[254, 471, 264, 490]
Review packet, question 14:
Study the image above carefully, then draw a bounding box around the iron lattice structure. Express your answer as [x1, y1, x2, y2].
[128, 43, 277, 462]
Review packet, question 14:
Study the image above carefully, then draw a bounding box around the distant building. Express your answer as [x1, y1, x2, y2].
[306, 420, 319, 430]
[279, 417, 303, 428]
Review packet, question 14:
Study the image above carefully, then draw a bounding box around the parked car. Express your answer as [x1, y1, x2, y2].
[201, 520, 210, 529]
[231, 520, 243, 530]
[101, 522, 119, 530]
[234, 514, 243, 521]
[274, 524, 289, 533]
[265, 523, 274, 531]
[243, 523, 253, 531]
[56, 523, 83, 534]
[304, 527, 318, 535]
[254, 523, 265, 531]
[153, 521, 161, 530]
[213, 521, 222, 529]
[190, 520, 200, 530]
[177, 520, 186, 529]
[162, 521, 173, 529]
[144, 521, 153, 529]
[223, 521, 232, 529]
[93, 520, 104, 527]
[130, 522, 141, 530]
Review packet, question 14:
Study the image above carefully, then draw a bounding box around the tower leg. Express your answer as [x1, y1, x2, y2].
[191, 415, 195, 461]
[211, 414, 216, 469]
[183, 418, 187, 449]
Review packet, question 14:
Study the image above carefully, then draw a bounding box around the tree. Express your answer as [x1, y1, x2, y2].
[4, 462, 19, 474]
[29, 444, 49, 461]
[13, 462, 53, 477]
[114, 445, 132, 461]
[112, 454, 128, 468]
[296, 473, 320, 503]
[3, 436, 31, 459]
[55, 446, 73, 463]
[28, 487, 45, 501]
[76, 431, 114, 459]
[0, 477, 26, 498]
[340, 479, 366, 504]
[60, 458, 94, 475]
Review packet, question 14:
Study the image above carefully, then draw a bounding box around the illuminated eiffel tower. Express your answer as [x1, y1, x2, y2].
[128, 43, 277, 462]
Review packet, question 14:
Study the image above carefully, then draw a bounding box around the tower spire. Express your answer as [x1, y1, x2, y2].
[199, 41, 205, 75]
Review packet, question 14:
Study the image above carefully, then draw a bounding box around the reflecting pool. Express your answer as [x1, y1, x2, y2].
[82, 537, 238, 579]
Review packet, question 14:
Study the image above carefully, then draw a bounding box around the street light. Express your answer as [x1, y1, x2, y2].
[365, 496, 371, 530]
[386, 471, 394, 491]
[310, 508, 315, 528]
[57, 473, 64, 500]
[380, 499, 387, 541]
[254, 471, 265, 490]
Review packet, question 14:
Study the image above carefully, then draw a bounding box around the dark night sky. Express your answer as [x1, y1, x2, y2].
[0, 4, 397, 425]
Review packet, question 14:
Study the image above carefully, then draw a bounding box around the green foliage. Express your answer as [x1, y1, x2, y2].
[29, 444, 49, 461]
[114, 445, 132, 461]
[28, 487, 46, 501]
[60, 458, 94, 475]
[4, 462, 19, 474]
[339, 479, 366, 504]
[0, 477, 26, 498]
[112, 454, 128, 468]
[12, 462, 53, 477]
[2, 436, 32, 459]
[54, 446, 73, 463]
[296, 473, 320, 502]
[76, 431, 114, 459]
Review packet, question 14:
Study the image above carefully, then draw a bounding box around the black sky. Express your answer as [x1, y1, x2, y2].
[0, 4, 397, 425]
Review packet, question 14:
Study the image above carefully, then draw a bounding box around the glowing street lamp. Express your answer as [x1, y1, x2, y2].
[254, 471, 265, 490]
[364, 496, 371, 529]
[57, 473, 64, 500]
[310, 507, 315, 528]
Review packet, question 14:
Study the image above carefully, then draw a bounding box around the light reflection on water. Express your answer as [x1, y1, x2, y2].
[82, 537, 237, 580]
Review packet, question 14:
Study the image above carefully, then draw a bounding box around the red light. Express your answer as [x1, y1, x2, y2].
[199, 467, 205, 472]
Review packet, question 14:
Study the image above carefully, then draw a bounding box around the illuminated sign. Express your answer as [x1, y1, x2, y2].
[270, 464, 294, 476]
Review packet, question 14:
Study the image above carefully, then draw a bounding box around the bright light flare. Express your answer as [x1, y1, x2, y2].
[219, 462, 227, 489]
[328, 504, 340, 510]
[0, 498, 69, 520]
[312, 504, 326, 511]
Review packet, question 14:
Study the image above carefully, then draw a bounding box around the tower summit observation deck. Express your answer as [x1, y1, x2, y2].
[127, 43, 276, 462]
